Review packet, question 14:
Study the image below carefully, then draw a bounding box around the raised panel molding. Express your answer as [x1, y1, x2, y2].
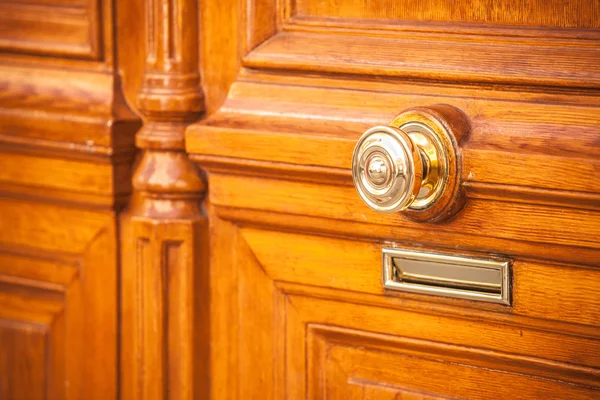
[0, 203, 118, 399]
[244, 31, 600, 89]
[272, 0, 600, 88]
[242, 0, 600, 88]
[347, 379, 457, 400]
[291, 0, 600, 28]
[0, 319, 49, 400]
[306, 325, 600, 398]
[0, 0, 141, 208]
[0, 65, 140, 208]
[0, 0, 101, 59]
[209, 218, 600, 399]
[187, 0, 600, 232]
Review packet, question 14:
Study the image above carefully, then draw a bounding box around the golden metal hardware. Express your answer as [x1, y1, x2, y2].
[382, 248, 511, 305]
[352, 117, 449, 213]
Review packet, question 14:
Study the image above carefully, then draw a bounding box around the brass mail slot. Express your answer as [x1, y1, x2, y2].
[382, 248, 511, 305]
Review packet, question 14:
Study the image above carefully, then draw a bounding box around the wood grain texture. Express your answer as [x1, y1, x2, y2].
[0, 42, 140, 209]
[119, 0, 209, 398]
[253, 1, 600, 89]
[240, 228, 600, 328]
[0, 198, 118, 399]
[245, 31, 600, 89]
[208, 217, 600, 399]
[293, 0, 600, 28]
[3, 0, 599, 397]
[187, 78, 600, 197]
[0, 64, 139, 149]
[0, 0, 140, 396]
[191, 0, 600, 397]
[346, 380, 455, 400]
[199, 0, 240, 115]
[0, 0, 101, 58]
[0, 320, 48, 400]
[311, 326, 599, 399]
[207, 173, 600, 252]
[295, 297, 600, 389]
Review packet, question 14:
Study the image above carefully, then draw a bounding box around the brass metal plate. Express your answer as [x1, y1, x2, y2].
[383, 248, 511, 305]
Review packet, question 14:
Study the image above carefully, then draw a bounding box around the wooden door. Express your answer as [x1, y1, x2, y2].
[2, 0, 600, 399]
[186, 0, 600, 399]
[0, 0, 142, 398]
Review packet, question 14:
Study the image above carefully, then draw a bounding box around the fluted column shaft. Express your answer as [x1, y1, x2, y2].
[120, 0, 208, 398]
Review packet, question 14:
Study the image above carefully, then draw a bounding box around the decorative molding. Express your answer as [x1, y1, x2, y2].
[187, 75, 600, 213]
[238, 226, 600, 333]
[0, 0, 101, 59]
[190, 154, 600, 212]
[307, 324, 600, 395]
[120, 0, 208, 398]
[209, 222, 600, 397]
[252, 0, 600, 89]
[204, 168, 600, 252]
[0, 64, 139, 150]
[0, 215, 118, 399]
[0, 0, 141, 209]
[0, 61, 140, 209]
[286, 0, 600, 30]
[216, 206, 600, 269]
[244, 30, 600, 89]
[285, 15, 600, 40]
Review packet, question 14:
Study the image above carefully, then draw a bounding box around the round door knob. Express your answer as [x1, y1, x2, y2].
[351, 106, 467, 221]
[352, 126, 424, 213]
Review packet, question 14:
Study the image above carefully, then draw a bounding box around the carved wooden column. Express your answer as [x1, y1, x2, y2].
[120, 0, 208, 398]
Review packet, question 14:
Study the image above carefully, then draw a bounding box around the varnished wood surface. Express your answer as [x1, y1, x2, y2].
[245, 32, 600, 88]
[118, 0, 209, 398]
[0, 0, 141, 397]
[1, 0, 600, 398]
[294, 0, 600, 28]
[0, 0, 102, 58]
[0, 198, 119, 399]
[189, 0, 600, 398]
[204, 214, 600, 399]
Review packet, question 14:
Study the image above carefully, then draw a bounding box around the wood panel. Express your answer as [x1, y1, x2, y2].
[310, 326, 599, 399]
[0, 0, 141, 395]
[208, 217, 600, 398]
[0, 0, 101, 59]
[240, 228, 600, 328]
[208, 173, 600, 254]
[0, 320, 48, 400]
[293, 297, 600, 388]
[245, 32, 600, 89]
[0, 151, 111, 194]
[0, 63, 139, 208]
[0, 64, 138, 148]
[187, 79, 600, 193]
[0, 0, 141, 205]
[293, 0, 600, 28]
[0, 197, 118, 399]
[193, 0, 600, 398]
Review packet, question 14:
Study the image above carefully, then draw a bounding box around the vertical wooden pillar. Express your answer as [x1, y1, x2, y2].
[120, 0, 208, 398]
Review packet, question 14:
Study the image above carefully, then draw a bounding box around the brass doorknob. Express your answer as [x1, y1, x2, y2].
[351, 106, 467, 221]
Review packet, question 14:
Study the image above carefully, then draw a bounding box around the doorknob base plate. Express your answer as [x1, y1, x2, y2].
[390, 105, 469, 223]
[398, 121, 447, 211]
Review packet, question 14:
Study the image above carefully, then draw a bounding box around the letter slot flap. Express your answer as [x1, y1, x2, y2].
[382, 248, 511, 305]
